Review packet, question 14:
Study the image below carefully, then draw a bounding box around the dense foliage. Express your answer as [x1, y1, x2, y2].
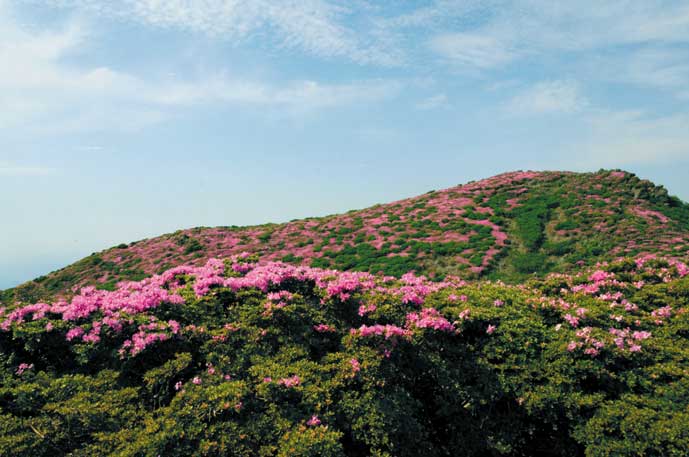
[2, 253, 688, 456]
[5, 169, 689, 306]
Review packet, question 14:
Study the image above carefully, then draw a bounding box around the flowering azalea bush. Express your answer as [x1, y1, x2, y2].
[1, 254, 688, 456]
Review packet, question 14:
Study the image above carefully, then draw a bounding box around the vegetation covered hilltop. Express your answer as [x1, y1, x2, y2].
[1, 169, 688, 456]
[4, 169, 689, 306]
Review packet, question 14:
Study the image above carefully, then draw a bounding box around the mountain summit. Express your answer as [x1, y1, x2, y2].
[4, 169, 689, 305]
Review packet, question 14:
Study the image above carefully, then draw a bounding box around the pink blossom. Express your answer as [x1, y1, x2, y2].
[589, 270, 614, 282]
[564, 314, 579, 328]
[192, 377, 202, 385]
[307, 415, 321, 426]
[278, 375, 301, 388]
[652, 306, 672, 319]
[623, 301, 639, 312]
[406, 308, 456, 333]
[16, 363, 34, 375]
[583, 347, 599, 357]
[486, 324, 496, 335]
[632, 331, 651, 340]
[350, 358, 361, 373]
[358, 304, 377, 316]
[313, 324, 334, 332]
[267, 291, 294, 302]
[66, 327, 85, 341]
[356, 324, 411, 339]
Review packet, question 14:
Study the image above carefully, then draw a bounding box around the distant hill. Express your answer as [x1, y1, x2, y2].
[4, 169, 689, 305]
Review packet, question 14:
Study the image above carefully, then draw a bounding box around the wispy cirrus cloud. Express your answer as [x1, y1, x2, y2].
[0, 2, 402, 134]
[418, 0, 689, 91]
[32, 0, 402, 65]
[504, 80, 588, 116]
[588, 47, 689, 97]
[573, 110, 689, 167]
[429, 33, 515, 69]
[418, 0, 689, 52]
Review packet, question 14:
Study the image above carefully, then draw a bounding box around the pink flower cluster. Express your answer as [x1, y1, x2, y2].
[266, 290, 294, 304]
[567, 327, 605, 357]
[322, 272, 377, 301]
[651, 306, 672, 325]
[405, 307, 456, 333]
[563, 314, 580, 328]
[119, 320, 180, 357]
[588, 270, 615, 282]
[313, 324, 335, 333]
[1, 272, 185, 343]
[358, 304, 377, 316]
[16, 363, 34, 375]
[2, 253, 680, 368]
[609, 327, 651, 353]
[278, 375, 301, 388]
[354, 324, 411, 339]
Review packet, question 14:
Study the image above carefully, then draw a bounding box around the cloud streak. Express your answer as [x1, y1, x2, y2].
[504, 80, 588, 116]
[574, 110, 689, 167]
[429, 33, 515, 69]
[35, 0, 401, 65]
[0, 3, 402, 134]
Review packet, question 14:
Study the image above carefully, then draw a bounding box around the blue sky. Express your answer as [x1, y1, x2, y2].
[2, 0, 689, 289]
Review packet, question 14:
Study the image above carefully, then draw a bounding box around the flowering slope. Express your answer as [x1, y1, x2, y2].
[4, 169, 689, 307]
[1, 254, 688, 455]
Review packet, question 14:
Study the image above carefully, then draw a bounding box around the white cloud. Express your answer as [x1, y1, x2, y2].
[429, 33, 515, 68]
[418, 0, 689, 86]
[573, 110, 689, 167]
[437, 1, 689, 51]
[598, 48, 689, 96]
[148, 77, 400, 112]
[0, 3, 402, 134]
[34, 0, 401, 65]
[504, 80, 588, 116]
[382, 0, 487, 29]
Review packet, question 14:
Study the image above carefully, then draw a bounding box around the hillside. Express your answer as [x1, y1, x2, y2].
[2, 169, 689, 455]
[4, 169, 689, 305]
[1, 253, 688, 455]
